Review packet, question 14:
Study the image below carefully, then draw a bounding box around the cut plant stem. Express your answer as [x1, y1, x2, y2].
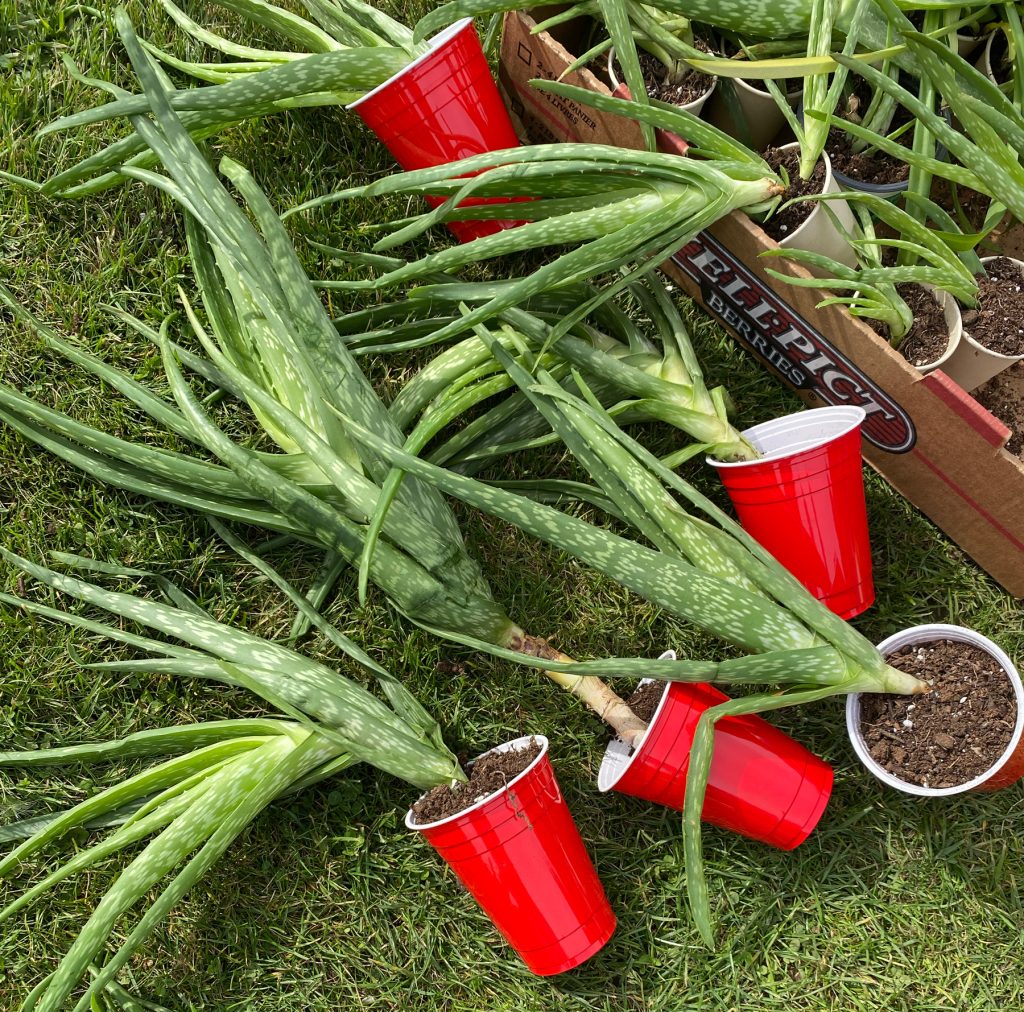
[508, 631, 649, 743]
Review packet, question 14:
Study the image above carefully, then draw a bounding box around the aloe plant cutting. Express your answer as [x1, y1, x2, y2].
[326, 266, 757, 465]
[336, 319, 927, 942]
[761, 191, 980, 341]
[36, 0, 428, 197]
[0, 536, 475, 1011]
[291, 85, 782, 345]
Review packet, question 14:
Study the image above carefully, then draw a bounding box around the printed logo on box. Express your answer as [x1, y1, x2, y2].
[672, 234, 916, 453]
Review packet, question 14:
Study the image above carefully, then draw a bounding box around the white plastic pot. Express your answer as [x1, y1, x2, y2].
[898, 284, 964, 375]
[607, 47, 716, 117]
[957, 30, 984, 60]
[707, 75, 800, 151]
[773, 142, 857, 268]
[940, 256, 1024, 391]
[846, 624, 1024, 797]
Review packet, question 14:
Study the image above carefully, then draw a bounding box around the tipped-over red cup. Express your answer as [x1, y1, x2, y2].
[707, 405, 874, 620]
[348, 18, 524, 243]
[407, 735, 615, 976]
[600, 663, 833, 850]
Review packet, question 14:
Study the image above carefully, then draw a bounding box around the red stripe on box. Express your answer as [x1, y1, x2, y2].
[511, 79, 583, 143]
[921, 371, 1011, 448]
[912, 449, 1024, 555]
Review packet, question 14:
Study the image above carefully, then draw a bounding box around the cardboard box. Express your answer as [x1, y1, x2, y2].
[500, 10, 1024, 598]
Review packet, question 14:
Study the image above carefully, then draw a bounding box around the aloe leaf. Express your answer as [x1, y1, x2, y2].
[0, 720, 286, 766]
[682, 685, 843, 945]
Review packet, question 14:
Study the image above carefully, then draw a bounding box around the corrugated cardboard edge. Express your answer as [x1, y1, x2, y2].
[502, 10, 1024, 598]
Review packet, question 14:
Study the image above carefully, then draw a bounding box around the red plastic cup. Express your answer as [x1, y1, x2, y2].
[599, 665, 833, 850]
[707, 406, 874, 620]
[406, 735, 615, 975]
[348, 18, 524, 243]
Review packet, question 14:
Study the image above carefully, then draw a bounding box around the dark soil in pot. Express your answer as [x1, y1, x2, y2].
[612, 47, 713, 106]
[410, 738, 542, 822]
[973, 362, 1024, 457]
[626, 680, 666, 724]
[827, 129, 909, 185]
[961, 257, 1024, 357]
[884, 284, 950, 367]
[859, 639, 1017, 789]
[762, 146, 826, 241]
[931, 179, 997, 232]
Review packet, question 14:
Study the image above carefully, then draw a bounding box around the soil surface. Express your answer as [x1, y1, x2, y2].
[626, 680, 667, 724]
[612, 49, 713, 107]
[892, 284, 950, 367]
[410, 738, 542, 823]
[931, 178, 998, 233]
[859, 640, 1017, 789]
[762, 146, 826, 241]
[973, 363, 1024, 457]
[827, 129, 909, 186]
[961, 257, 1024, 357]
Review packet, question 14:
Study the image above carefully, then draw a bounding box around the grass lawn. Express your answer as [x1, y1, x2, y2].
[1, 2, 1023, 1008]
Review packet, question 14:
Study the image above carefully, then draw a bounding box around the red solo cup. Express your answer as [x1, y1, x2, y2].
[406, 735, 615, 976]
[348, 18, 524, 243]
[707, 406, 874, 620]
[599, 660, 833, 850]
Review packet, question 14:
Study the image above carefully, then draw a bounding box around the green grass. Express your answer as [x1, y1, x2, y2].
[2, 1, 1024, 1009]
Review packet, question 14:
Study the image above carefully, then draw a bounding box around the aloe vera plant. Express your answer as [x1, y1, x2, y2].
[333, 320, 926, 943]
[826, 0, 1024, 223]
[417, 0, 902, 53]
[761, 191, 980, 341]
[37, 0, 427, 197]
[326, 266, 757, 464]
[291, 85, 782, 345]
[0, 536, 470, 1011]
[514, 0, 711, 150]
[3, 12, 665, 744]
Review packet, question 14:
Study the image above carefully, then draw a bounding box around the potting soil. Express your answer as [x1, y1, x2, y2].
[762, 147, 826, 241]
[410, 738, 542, 823]
[893, 283, 950, 367]
[859, 640, 1016, 788]
[961, 257, 1024, 357]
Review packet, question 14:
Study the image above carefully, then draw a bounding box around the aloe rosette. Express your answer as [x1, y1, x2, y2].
[761, 190, 981, 342]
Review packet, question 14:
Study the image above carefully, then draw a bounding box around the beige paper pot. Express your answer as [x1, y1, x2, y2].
[774, 142, 857, 269]
[905, 284, 965, 376]
[942, 256, 1024, 391]
[846, 624, 1024, 796]
[706, 75, 799, 151]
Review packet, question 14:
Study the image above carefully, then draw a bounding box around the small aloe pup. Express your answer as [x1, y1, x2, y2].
[761, 190, 980, 344]
[0, 534, 466, 1011]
